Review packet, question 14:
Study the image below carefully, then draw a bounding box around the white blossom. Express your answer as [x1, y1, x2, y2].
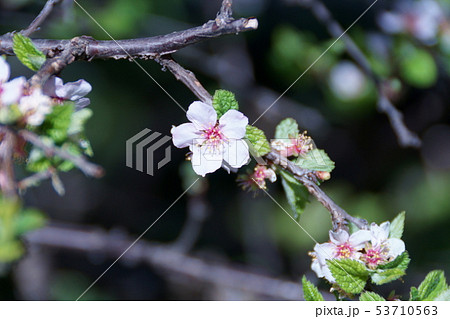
[310, 229, 371, 283]
[361, 222, 405, 269]
[171, 101, 249, 177]
[19, 88, 53, 126]
[43, 76, 92, 109]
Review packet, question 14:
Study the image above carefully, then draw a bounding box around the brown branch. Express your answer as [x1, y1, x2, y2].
[0, 17, 258, 61]
[24, 223, 314, 300]
[18, 130, 104, 178]
[22, 0, 64, 37]
[293, 0, 421, 148]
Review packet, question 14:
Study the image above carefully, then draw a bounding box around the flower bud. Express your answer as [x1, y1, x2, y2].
[315, 171, 331, 181]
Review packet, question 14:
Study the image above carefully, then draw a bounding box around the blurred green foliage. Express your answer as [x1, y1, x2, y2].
[0, 197, 45, 263]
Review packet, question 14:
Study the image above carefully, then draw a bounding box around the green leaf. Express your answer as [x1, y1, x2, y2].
[12, 33, 46, 71]
[400, 47, 437, 88]
[359, 291, 385, 301]
[378, 251, 410, 271]
[279, 170, 309, 221]
[275, 118, 299, 139]
[371, 268, 405, 285]
[410, 287, 420, 301]
[42, 103, 75, 143]
[295, 149, 335, 172]
[68, 108, 93, 135]
[14, 208, 46, 236]
[0, 241, 24, 262]
[389, 211, 405, 239]
[417, 270, 448, 301]
[302, 276, 325, 301]
[245, 125, 270, 157]
[434, 288, 450, 301]
[327, 259, 369, 294]
[212, 90, 239, 118]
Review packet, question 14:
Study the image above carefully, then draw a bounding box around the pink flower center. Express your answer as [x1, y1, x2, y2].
[335, 243, 355, 259]
[362, 247, 386, 268]
[202, 124, 225, 147]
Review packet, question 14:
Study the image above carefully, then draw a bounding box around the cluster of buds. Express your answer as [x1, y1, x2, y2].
[0, 58, 91, 127]
[309, 222, 405, 283]
[271, 131, 313, 158]
[238, 164, 277, 192]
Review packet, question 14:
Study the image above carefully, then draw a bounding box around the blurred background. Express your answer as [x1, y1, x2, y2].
[0, 0, 449, 300]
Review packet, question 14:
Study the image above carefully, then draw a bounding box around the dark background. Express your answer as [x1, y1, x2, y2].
[0, 0, 449, 300]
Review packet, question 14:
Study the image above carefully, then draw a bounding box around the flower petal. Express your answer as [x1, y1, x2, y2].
[0, 58, 10, 82]
[311, 258, 324, 277]
[1, 76, 25, 105]
[322, 266, 336, 283]
[58, 79, 92, 100]
[311, 244, 336, 283]
[329, 229, 349, 245]
[190, 144, 223, 177]
[219, 109, 248, 139]
[186, 101, 217, 130]
[379, 221, 390, 237]
[314, 242, 335, 264]
[74, 97, 91, 109]
[222, 139, 249, 169]
[171, 123, 201, 148]
[349, 230, 371, 249]
[370, 222, 389, 246]
[386, 238, 405, 259]
[42, 76, 61, 97]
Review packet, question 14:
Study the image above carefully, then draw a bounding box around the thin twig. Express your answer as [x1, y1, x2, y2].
[17, 168, 54, 191]
[18, 130, 104, 178]
[157, 56, 212, 104]
[25, 223, 314, 300]
[266, 150, 368, 230]
[295, 0, 421, 148]
[22, 0, 63, 37]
